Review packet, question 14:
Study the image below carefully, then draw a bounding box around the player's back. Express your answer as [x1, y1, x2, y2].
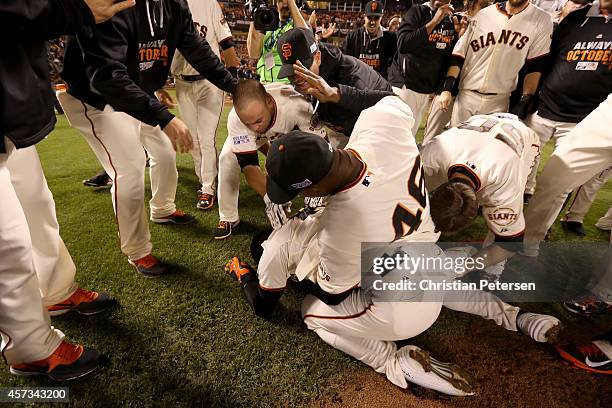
[422, 113, 538, 207]
[317, 96, 439, 294]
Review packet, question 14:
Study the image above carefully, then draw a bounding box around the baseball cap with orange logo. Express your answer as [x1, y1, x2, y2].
[365, 0, 384, 16]
[277, 28, 319, 79]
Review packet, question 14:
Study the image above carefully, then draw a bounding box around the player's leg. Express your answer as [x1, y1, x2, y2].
[480, 93, 510, 116]
[523, 112, 557, 196]
[0, 139, 64, 365]
[193, 82, 225, 201]
[392, 86, 430, 137]
[175, 80, 201, 185]
[596, 206, 612, 232]
[423, 94, 453, 144]
[524, 96, 612, 253]
[139, 123, 189, 223]
[450, 90, 478, 126]
[563, 166, 612, 225]
[215, 135, 242, 238]
[58, 92, 153, 262]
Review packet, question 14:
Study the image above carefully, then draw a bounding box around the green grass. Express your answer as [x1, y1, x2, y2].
[0, 107, 609, 407]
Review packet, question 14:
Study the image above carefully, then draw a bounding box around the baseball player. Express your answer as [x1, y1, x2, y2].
[1, 0, 132, 381]
[341, 1, 397, 79]
[437, 0, 553, 126]
[171, 0, 240, 211]
[225, 97, 560, 396]
[421, 112, 540, 281]
[522, 0, 612, 234]
[59, 0, 236, 276]
[213, 79, 326, 239]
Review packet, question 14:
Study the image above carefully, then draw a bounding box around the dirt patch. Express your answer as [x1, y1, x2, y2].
[313, 307, 611, 408]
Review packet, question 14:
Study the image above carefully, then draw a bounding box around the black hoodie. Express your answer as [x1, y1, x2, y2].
[62, 0, 236, 129]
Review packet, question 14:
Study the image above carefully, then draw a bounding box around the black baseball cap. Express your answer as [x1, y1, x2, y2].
[266, 131, 334, 204]
[277, 28, 318, 79]
[364, 0, 384, 16]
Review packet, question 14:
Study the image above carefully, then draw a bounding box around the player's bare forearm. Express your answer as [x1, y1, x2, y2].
[474, 244, 516, 270]
[247, 23, 264, 59]
[243, 166, 267, 197]
[288, 0, 308, 28]
[522, 72, 541, 96]
[446, 65, 461, 79]
[221, 47, 240, 68]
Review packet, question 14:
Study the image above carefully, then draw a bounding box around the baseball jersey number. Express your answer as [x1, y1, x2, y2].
[392, 157, 428, 241]
[458, 118, 523, 156]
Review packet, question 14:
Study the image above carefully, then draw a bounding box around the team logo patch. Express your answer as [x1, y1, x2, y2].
[232, 135, 250, 145]
[318, 264, 331, 282]
[281, 43, 292, 60]
[576, 62, 598, 71]
[371, 2, 378, 12]
[362, 174, 372, 187]
[488, 208, 518, 226]
[291, 179, 312, 189]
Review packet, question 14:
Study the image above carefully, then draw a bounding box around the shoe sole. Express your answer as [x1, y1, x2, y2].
[82, 182, 112, 187]
[556, 349, 612, 375]
[128, 261, 167, 278]
[48, 305, 116, 317]
[410, 349, 475, 395]
[196, 199, 215, 211]
[151, 218, 195, 225]
[10, 364, 99, 381]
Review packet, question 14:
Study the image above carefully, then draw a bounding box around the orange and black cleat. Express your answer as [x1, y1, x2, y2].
[224, 257, 255, 284]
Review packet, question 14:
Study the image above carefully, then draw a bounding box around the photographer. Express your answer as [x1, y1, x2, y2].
[246, 0, 309, 82]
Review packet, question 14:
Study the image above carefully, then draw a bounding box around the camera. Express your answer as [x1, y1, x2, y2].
[245, 0, 280, 32]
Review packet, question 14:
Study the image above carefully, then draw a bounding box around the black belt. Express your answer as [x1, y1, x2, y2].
[470, 90, 499, 96]
[177, 74, 205, 82]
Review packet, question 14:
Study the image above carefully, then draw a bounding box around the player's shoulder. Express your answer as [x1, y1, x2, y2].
[266, 83, 309, 102]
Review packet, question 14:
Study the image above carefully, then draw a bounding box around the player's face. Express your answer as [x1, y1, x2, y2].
[600, 0, 612, 13]
[236, 97, 275, 134]
[364, 15, 381, 35]
[277, 0, 291, 21]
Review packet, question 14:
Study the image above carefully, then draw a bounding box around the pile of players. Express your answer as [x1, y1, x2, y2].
[2, 0, 610, 394]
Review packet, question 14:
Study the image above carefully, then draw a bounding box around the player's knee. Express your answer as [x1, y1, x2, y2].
[429, 181, 478, 233]
[301, 294, 319, 321]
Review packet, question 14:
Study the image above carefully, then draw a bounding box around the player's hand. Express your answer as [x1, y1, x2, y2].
[224, 257, 255, 284]
[308, 10, 318, 28]
[322, 23, 337, 39]
[84, 0, 136, 23]
[453, 15, 469, 37]
[432, 4, 454, 26]
[162, 117, 194, 153]
[264, 194, 291, 229]
[438, 91, 453, 111]
[293, 60, 341, 103]
[155, 89, 177, 108]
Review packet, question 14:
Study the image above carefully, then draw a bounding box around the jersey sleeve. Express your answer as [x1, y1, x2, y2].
[420, 137, 448, 191]
[211, 0, 233, 45]
[451, 17, 475, 60]
[527, 14, 553, 60]
[482, 195, 525, 242]
[227, 109, 258, 154]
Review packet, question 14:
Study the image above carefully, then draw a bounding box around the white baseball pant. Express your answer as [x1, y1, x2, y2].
[392, 86, 432, 138]
[261, 217, 519, 389]
[175, 78, 225, 195]
[564, 166, 612, 223]
[217, 134, 242, 223]
[524, 94, 612, 252]
[0, 138, 67, 365]
[450, 90, 510, 127]
[58, 91, 179, 261]
[524, 111, 576, 195]
[596, 207, 612, 233]
[422, 94, 453, 145]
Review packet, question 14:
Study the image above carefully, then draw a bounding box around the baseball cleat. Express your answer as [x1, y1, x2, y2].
[595, 218, 612, 231]
[516, 312, 562, 343]
[196, 193, 215, 210]
[48, 288, 117, 316]
[128, 254, 167, 277]
[213, 220, 240, 240]
[151, 210, 195, 225]
[82, 171, 111, 187]
[555, 341, 612, 375]
[10, 341, 102, 381]
[563, 294, 612, 317]
[561, 220, 586, 236]
[398, 345, 475, 396]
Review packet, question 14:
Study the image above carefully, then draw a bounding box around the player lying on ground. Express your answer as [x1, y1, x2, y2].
[421, 113, 540, 282]
[213, 79, 326, 240]
[225, 97, 562, 396]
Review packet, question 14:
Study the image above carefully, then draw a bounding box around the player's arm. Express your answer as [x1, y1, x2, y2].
[340, 30, 355, 56]
[213, 1, 240, 74]
[438, 20, 473, 110]
[474, 203, 525, 268]
[177, 3, 236, 94]
[225, 257, 284, 318]
[0, 0, 133, 40]
[247, 22, 264, 59]
[288, 0, 308, 29]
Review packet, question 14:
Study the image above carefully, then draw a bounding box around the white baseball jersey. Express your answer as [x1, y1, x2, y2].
[316, 96, 440, 294]
[453, 2, 553, 94]
[171, 0, 233, 76]
[421, 113, 540, 239]
[229, 83, 326, 155]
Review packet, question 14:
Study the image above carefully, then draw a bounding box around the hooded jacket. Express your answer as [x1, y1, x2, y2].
[62, 0, 236, 129]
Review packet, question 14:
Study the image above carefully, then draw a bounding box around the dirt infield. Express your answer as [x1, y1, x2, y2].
[313, 306, 612, 408]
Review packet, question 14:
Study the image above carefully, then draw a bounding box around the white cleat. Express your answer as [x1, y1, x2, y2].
[516, 312, 562, 343]
[398, 345, 475, 396]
